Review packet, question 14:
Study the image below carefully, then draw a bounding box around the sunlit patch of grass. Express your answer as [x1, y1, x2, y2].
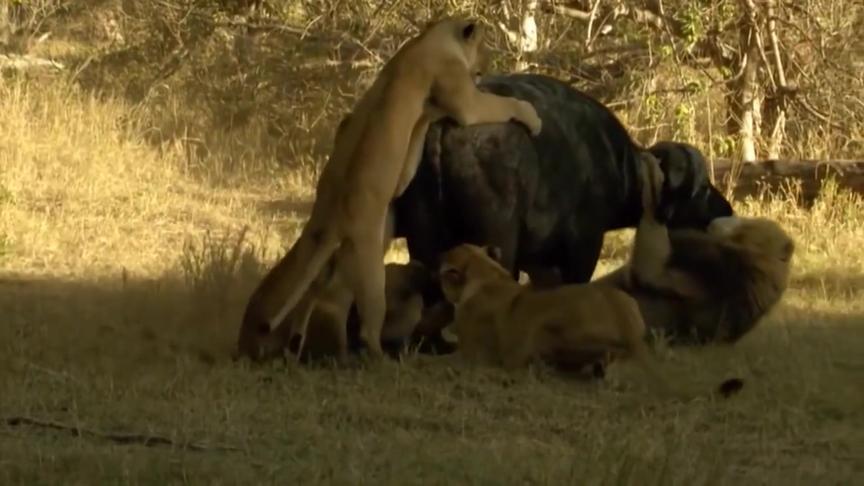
[0, 78, 290, 278]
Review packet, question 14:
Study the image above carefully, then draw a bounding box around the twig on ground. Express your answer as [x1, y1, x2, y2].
[3, 416, 240, 453]
[22, 361, 83, 386]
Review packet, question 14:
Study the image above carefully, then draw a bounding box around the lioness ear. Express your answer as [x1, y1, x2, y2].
[461, 22, 477, 40]
[483, 245, 503, 262]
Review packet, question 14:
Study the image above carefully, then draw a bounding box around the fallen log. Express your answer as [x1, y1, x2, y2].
[707, 159, 864, 204]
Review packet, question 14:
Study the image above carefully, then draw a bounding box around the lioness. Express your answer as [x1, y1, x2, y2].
[438, 243, 674, 391]
[249, 261, 432, 363]
[437, 154, 743, 398]
[237, 17, 543, 360]
[392, 74, 735, 354]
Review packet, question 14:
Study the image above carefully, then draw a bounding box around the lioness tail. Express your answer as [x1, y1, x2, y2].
[246, 227, 342, 332]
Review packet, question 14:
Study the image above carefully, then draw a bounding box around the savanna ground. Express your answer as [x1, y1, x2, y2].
[1, 80, 863, 484]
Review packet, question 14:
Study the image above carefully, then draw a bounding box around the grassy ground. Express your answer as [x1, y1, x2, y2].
[1, 80, 862, 485]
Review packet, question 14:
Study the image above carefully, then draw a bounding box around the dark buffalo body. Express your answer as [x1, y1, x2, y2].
[393, 73, 733, 287]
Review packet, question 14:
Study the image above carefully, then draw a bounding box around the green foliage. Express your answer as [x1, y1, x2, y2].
[673, 101, 696, 143]
[711, 135, 737, 159]
[677, 2, 707, 53]
[22, 0, 859, 172]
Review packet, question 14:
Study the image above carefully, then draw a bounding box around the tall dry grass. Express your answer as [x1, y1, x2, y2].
[0, 78, 294, 279]
[0, 78, 862, 483]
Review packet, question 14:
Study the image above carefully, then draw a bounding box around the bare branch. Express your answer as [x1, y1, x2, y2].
[497, 1, 520, 47]
[5, 416, 240, 453]
[542, 2, 591, 20]
[295, 59, 379, 70]
[584, 0, 601, 49]
[793, 96, 844, 130]
[766, 1, 787, 88]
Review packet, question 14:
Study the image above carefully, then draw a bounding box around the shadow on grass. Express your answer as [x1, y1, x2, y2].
[0, 268, 261, 375]
[2, 265, 863, 378]
[0, 272, 862, 484]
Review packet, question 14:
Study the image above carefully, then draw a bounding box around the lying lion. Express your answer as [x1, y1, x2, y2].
[437, 153, 742, 398]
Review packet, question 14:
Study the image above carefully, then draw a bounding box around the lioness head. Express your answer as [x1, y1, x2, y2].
[438, 243, 511, 304]
[420, 17, 489, 81]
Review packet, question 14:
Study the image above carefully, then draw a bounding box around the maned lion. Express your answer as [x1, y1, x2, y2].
[236, 16, 543, 361]
[436, 155, 744, 398]
[437, 243, 679, 394]
[594, 156, 795, 347]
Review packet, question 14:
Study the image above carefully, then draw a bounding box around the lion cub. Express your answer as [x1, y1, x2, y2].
[438, 154, 746, 398]
[438, 243, 672, 390]
[238, 17, 543, 361]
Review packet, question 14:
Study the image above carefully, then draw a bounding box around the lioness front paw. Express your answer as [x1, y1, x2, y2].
[640, 152, 665, 212]
[516, 100, 543, 136]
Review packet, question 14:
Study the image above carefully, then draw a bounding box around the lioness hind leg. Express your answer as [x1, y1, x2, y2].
[319, 293, 353, 363]
[339, 240, 387, 358]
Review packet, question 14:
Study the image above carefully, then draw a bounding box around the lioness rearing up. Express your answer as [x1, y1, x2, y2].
[237, 17, 543, 359]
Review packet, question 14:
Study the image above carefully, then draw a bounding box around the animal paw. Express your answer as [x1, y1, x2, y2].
[640, 152, 665, 212]
[517, 100, 543, 136]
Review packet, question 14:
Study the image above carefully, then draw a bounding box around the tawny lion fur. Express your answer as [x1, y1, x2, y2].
[237, 17, 542, 360]
[594, 171, 795, 346]
[437, 154, 745, 399]
[438, 243, 676, 389]
[251, 261, 431, 362]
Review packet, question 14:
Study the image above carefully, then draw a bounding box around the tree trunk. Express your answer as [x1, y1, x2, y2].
[736, 0, 762, 162]
[763, 0, 788, 160]
[766, 110, 786, 159]
[516, 0, 539, 72]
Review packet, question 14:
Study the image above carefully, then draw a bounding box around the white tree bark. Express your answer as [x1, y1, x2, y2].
[767, 111, 786, 159]
[520, 0, 539, 53]
[738, 0, 762, 162]
[499, 0, 539, 72]
[765, 0, 787, 159]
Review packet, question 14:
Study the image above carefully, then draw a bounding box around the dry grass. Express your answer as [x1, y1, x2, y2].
[1, 79, 862, 484]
